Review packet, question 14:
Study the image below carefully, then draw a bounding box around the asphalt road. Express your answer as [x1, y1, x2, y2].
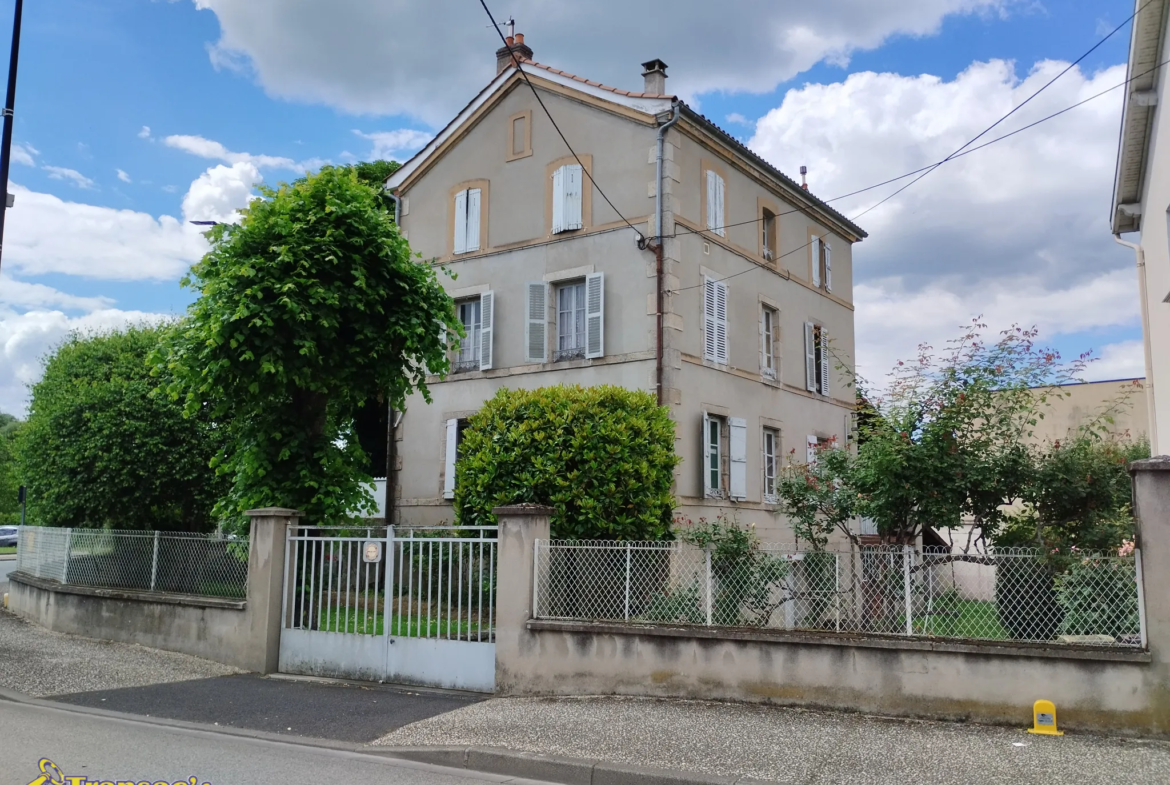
[50, 673, 483, 743]
[0, 698, 551, 785]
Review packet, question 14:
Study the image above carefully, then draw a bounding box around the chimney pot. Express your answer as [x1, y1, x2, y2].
[496, 33, 534, 74]
[641, 58, 669, 95]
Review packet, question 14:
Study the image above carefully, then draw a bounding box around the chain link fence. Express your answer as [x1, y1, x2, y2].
[15, 526, 249, 599]
[534, 540, 1145, 647]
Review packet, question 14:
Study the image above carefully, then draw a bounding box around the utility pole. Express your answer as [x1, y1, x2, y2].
[0, 0, 24, 278]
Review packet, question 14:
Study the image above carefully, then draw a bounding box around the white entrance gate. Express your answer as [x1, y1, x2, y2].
[278, 525, 497, 692]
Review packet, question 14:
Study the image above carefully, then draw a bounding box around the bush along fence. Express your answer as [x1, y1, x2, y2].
[14, 526, 249, 600]
[533, 540, 1145, 648]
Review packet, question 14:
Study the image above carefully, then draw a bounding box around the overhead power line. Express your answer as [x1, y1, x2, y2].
[477, 0, 646, 242]
[668, 55, 1166, 294]
[670, 1, 1150, 249]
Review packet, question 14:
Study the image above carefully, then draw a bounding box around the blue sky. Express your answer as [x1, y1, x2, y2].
[0, 0, 1146, 411]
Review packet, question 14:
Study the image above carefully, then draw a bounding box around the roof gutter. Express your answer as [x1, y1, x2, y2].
[1113, 233, 1159, 455]
[654, 103, 681, 408]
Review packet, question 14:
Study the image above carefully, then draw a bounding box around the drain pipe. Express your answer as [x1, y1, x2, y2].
[390, 192, 403, 228]
[1114, 233, 1159, 455]
[655, 103, 681, 407]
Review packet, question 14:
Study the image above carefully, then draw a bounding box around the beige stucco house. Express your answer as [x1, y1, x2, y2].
[1029, 378, 1149, 445]
[381, 34, 866, 535]
[1112, 0, 1170, 456]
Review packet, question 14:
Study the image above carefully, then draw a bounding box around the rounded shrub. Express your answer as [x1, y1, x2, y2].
[454, 385, 679, 540]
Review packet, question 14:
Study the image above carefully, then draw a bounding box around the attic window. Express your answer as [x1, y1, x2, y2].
[507, 110, 532, 161]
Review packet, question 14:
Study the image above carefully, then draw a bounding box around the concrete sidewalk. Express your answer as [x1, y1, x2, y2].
[375, 696, 1170, 785]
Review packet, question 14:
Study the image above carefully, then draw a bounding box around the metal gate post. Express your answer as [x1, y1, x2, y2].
[62, 527, 73, 584]
[382, 525, 396, 677]
[705, 546, 713, 626]
[903, 545, 913, 636]
[624, 542, 631, 621]
[1136, 547, 1148, 649]
[150, 530, 160, 591]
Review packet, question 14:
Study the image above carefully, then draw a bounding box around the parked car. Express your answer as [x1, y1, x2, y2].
[0, 526, 16, 548]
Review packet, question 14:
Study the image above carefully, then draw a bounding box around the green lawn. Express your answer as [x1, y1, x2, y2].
[0, 546, 15, 555]
[915, 597, 1009, 640]
[316, 603, 489, 638]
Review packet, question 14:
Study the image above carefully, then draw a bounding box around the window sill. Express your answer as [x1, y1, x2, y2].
[553, 349, 587, 363]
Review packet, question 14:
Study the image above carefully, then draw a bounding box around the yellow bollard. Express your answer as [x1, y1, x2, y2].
[1028, 699, 1063, 736]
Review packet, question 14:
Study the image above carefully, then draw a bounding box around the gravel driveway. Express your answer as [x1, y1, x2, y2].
[0, 609, 237, 697]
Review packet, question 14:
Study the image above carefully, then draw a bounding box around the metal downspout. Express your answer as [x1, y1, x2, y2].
[655, 104, 681, 407]
[1114, 233, 1159, 455]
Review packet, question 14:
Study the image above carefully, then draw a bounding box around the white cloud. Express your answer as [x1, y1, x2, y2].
[1082, 340, 1145, 382]
[854, 269, 1141, 384]
[0, 305, 168, 415]
[352, 129, 432, 161]
[725, 113, 752, 126]
[181, 161, 262, 224]
[164, 133, 296, 169]
[116, 169, 132, 183]
[138, 125, 153, 140]
[0, 276, 113, 312]
[745, 59, 1136, 379]
[42, 165, 95, 190]
[189, 0, 1015, 125]
[11, 143, 37, 166]
[3, 185, 207, 281]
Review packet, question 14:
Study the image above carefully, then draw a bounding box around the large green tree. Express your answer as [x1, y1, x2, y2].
[0, 412, 21, 524]
[154, 164, 459, 527]
[18, 326, 225, 531]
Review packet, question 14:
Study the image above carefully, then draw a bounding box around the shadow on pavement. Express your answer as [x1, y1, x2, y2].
[49, 673, 482, 743]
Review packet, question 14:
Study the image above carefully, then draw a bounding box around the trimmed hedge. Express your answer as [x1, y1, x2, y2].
[454, 385, 679, 540]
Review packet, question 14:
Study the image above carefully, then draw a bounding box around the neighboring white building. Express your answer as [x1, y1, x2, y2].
[1112, 0, 1170, 455]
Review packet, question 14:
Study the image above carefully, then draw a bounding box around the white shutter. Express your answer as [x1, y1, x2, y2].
[706, 171, 717, 232]
[443, 419, 459, 499]
[525, 281, 547, 363]
[804, 322, 817, 392]
[564, 164, 583, 231]
[811, 236, 821, 287]
[819, 327, 830, 396]
[806, 434, 818, 466]
[585, 272, 604, 359]
[823, 241, 832, 293]
[453, 189, 468, 254]
[702, 411, 713, 496]
[729, 417, 747, 501]
[551, 166, 565, 234]
[465, 188, 481, 252]
[703, 277, 717, 362]
[715, 280, 728, 365]
[479, 291, 494, 370]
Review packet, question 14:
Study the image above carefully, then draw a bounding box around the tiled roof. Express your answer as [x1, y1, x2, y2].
[520, 58, 673, 99]
[678, 105, 867, 239]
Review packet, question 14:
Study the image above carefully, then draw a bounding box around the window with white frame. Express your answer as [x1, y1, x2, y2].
[703, 413, 724, 498]
[702, 413, 745, 500]
[761, 209, 776, 262]
[810, 235, 832, 292]
[703, 276, 729, 364]
[453, 187, 482, 254]
[555, 281, 586, 361]
[454, 292, 494, 371]
[762, 427, 779, 503]
[761, 305, 778, 379]
[705, 170, 725, 236]
[552, 164, 583, 233]
[804, 322, 830, 396]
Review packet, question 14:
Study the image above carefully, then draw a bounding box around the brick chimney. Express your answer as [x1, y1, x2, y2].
[641, 59, 668, 95]
[496, 32, 533, 74]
